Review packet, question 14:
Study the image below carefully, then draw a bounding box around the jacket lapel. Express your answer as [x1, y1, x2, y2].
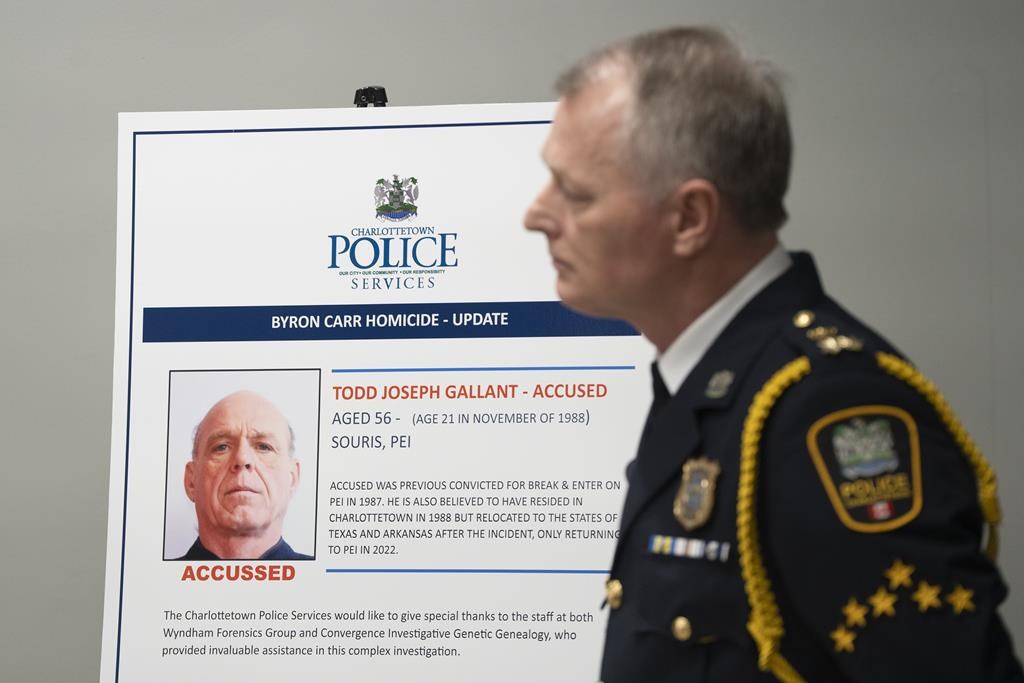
[617, 399, 701, 537]
[614, 252, 827, 545]
[616, 332, 768, 539]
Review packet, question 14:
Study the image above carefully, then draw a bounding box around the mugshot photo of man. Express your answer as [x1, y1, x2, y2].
[178, 390, 310, 561]
[164, 369, 318, 561]
[524, 26, 1023, 683]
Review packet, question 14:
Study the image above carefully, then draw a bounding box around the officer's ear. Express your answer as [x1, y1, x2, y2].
[667, 178, 720, 258]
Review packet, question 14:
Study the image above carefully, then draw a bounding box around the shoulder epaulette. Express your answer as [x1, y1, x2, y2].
[787, 308, 867, 359]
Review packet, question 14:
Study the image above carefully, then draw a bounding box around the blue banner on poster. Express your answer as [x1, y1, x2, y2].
[142, 301, 637, 342]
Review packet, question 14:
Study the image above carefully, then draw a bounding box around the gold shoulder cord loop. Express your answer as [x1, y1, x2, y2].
[738, 356, 811, 683]
[875, 351, 1002, 561]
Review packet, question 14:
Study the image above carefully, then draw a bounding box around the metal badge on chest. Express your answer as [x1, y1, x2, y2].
[645, 457, 729, 564]
[674, 456, 721, 531]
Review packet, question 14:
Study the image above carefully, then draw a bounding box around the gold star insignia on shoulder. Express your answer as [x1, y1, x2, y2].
[946, 585, 976, 615]
[868, 587, 897, 617]
[841, 598, 868, 628]
[884, 559, 915, 589]
[830, 625, 857, 653]
[911, 581, 942, 612]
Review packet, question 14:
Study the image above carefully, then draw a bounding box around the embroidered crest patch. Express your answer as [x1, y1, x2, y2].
[807, 405, 921, 532]
[673, 457, 721, 531]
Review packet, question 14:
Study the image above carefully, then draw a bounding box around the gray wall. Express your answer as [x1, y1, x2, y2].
[1, 1, 1021, 680]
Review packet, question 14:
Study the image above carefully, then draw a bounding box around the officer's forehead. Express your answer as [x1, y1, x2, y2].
[545, 75, 632, 169]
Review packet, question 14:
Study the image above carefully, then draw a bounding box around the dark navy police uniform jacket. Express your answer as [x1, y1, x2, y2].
[600, 253, 1023, 683]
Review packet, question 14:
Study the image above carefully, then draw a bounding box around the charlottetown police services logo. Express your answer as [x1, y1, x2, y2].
[326, 173, 458, 291]
[832, 417, 899, 479]
[375, 174, 419, 221]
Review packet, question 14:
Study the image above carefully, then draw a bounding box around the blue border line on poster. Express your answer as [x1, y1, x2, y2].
[332, 365, 635, 373]
[135, 119, 553, 137]
[325, 569, 608, 574]
[113, 116, 605, 681]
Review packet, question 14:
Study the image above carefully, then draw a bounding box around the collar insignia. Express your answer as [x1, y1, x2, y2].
[705, 370, 735, 399]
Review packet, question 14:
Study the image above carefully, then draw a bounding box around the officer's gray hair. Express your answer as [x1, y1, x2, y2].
[556, 26, 792, 233]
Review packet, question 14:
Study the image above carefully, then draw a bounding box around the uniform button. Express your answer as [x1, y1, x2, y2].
[606, 579, 623, 609]
[793, 310, 815, 328]
[671, 616, 692, 641]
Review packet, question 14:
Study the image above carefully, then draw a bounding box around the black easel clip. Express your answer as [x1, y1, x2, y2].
[354, 86, 388, 107]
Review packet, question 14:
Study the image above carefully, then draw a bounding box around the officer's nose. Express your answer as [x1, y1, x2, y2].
[524, 180, 561, 239]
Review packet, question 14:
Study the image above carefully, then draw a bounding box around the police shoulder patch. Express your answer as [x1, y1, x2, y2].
[806, 405, 922, 532]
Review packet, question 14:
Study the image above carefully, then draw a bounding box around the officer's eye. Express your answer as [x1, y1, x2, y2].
[555, 177, 592, 206]
[563, 187, 596, 210]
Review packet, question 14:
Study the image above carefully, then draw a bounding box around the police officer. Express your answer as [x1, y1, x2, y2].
[524, 26, 1023, 682]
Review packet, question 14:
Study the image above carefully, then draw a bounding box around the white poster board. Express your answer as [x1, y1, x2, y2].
[101, 102, 651, 682]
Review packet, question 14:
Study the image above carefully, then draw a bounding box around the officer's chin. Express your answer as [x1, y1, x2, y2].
[558, 284, 616, 321]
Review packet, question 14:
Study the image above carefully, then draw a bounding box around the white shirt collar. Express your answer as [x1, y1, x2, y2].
[656, 244, 793, 395]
